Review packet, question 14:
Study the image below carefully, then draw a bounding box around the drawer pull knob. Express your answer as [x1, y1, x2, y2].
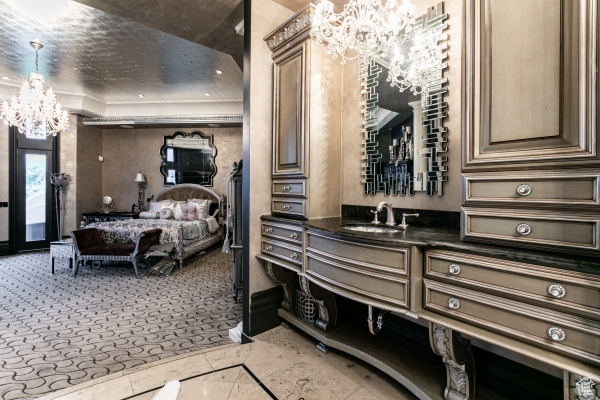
[547, 326, 566, 342]
[516, 184, 533, 197]
[283, 204, 291, 211]
[265, 245, 273, 251]
[290, 252, 298, 260]
[448, 264, 461, 275]
[265, 227, 273, 234]
[283, 185, 291, 192]
[290, 232, 298, 239]
[547, 284, 567, 299]
[448, 298, 461, 310]
[516, 223, 532, 236]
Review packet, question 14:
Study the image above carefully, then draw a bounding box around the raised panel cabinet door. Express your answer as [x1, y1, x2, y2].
[463, 0, 598, 169]
[272, 42, 307, 178]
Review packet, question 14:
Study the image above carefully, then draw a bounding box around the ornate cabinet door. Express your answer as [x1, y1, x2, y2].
[272, 42, 307, 178]
[463, 0, 598, 170]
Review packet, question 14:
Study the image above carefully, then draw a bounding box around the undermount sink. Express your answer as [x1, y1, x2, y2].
[341, 224, 405, 233]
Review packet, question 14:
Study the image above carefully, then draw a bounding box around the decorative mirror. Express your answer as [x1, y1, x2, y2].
[160, 131, 217, 186]
[362, 3, 448, 196]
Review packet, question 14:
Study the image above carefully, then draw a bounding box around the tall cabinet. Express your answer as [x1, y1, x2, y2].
[461, 0, 599, 254]
[264, 5, 342, 220]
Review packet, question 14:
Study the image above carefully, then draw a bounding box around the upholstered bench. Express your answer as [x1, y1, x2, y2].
[70, 227, 162, 278]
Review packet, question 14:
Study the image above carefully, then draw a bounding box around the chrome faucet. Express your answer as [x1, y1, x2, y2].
[398, 213, 420, 230]
[376, 201, 396, 226]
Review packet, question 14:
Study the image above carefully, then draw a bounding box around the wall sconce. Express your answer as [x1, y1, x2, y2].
[134, 171, 146, 211]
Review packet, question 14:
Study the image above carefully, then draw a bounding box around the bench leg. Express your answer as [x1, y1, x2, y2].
[73, 258, 80, 277]
[132, 258, 141, 279]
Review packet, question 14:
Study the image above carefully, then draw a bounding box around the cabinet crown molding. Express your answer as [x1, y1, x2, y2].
[264, 5, 314, 52]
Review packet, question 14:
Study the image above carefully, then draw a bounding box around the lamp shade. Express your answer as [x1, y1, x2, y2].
[134, 172, 146, 183]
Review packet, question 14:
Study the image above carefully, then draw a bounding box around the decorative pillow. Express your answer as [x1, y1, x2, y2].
[148, 201, 164, 213]
[173, 202, 183, 221]
[159, 208, 173, 219]
[181, 205, 196, 221]
[139, 211, 159, 219]
[187, 199, 208, 219]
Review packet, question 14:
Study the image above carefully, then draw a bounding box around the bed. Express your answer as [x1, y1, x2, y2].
[86, 184, 224, 268]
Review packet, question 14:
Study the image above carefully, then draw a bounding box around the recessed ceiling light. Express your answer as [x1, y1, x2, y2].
[208, 123, 220, 128]
[120, 125, 134, 129]
[204, 92, 210, 96]
[1, 76, 10, 80]
[138, 94, 144, 98]
[215, 69, 222, 74]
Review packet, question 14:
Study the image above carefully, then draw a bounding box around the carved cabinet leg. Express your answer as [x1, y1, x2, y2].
[565, 372, 599, 400]
[264, 261, 298, 313]
[299, 276, 337, 331]
[429, 323, 475, 400]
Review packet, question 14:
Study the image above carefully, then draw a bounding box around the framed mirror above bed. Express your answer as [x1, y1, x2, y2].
[160, 131, 217, 187]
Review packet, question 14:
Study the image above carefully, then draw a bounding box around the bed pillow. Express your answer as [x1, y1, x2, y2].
[149, 200, 172, 213]
[159, 208, 173, 219]
[139, 211, 159, 219]
[173, 202, 183, 220]
[187, 199, 209, 219]
[181, 205, 196, 221]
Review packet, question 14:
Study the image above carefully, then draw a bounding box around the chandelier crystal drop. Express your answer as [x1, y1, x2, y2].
[0, 41, 69, 138]
[311, 0, 416, 80]
[387, 29, 448, 107]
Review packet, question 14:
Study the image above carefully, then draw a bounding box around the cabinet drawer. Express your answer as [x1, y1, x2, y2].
[261, 238, 302, 267]
[272, 197, 307, 218]
[306, 230, 408, 276]
[462, 208, 600, 252]
[262, 221, 302, 246]
[307, 253, 409, 310]
[424, 280, 600, 364]
[425, 250, 600, 320]
[272, 179, 307, 198]
[463, 172, 600, 207]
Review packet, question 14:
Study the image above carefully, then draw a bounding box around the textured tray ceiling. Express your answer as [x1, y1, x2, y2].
[0, 0, 243, 105]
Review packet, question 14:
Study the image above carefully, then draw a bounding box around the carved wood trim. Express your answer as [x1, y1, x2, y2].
[264, 5, 313, 53]
[429, 323, 475, 400]
[299, 276, 337, 331]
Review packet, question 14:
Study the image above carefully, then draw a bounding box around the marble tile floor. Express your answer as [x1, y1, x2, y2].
[39, 324, 418, 400]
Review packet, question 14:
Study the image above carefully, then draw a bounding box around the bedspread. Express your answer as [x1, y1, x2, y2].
[87, 219, 210, 260]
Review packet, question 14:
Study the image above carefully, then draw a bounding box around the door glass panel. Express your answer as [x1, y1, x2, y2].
[25, 154, 46, 241]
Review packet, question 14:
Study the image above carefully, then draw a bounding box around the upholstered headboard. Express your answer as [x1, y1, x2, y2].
[152, 184, 222, 216]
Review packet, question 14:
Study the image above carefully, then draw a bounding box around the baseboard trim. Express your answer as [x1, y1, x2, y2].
[0, 241, 8, 256]
[248, 286, 283, 337]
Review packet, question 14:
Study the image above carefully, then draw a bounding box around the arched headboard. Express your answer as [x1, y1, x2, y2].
[152, 184, 222, 216]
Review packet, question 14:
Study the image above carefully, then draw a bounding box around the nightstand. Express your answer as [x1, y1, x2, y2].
[82, 211, 140, 225]
[50, 239, 75, 274]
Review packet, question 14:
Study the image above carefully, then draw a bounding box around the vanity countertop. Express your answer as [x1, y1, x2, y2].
[261, 215, 600, 275]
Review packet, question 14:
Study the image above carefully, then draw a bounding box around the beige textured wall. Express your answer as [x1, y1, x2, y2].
[59, 114, 79, 236]
[0, 124, 8, 241]
[341, 0, 463, 211]
[248, 1, 295, 295]
[75, 117, 103, 226]
[100, 127, 241, 212]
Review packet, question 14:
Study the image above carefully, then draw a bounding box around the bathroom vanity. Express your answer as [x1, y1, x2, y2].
[257, 214, 600, 399]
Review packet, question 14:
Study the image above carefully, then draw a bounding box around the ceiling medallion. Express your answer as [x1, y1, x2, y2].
[0, 41, 69, 138]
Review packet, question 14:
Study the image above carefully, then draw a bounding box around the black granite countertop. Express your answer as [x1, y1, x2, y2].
[261, 215, 599, 275]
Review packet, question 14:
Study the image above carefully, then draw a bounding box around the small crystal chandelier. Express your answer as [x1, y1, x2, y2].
[311, 0, 416, 81]
[1, 41, 69, 138]
[387, 29, 448, 107]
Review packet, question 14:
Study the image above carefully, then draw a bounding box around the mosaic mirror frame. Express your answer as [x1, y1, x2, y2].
[361, 5, 449, 196]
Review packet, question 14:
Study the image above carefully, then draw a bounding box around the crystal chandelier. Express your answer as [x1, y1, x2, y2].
[387, 29, 448, 107]
[311, 0, 416, 80]
[1, 41, 69, 138]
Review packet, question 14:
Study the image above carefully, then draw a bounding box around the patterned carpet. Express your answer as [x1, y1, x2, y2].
[0, 245, 242, 399]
